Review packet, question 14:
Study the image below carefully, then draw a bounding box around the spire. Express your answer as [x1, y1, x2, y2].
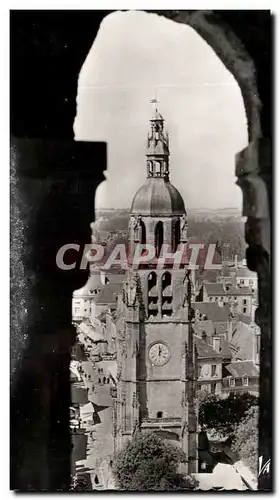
[146, 100, 170, 181]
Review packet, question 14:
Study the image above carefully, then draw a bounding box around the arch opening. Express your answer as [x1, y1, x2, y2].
[148, 272, 158, 317]
[140, 219, 146, 245]
[173, 219, 181, 253]
[162, 272, 173, 317]
[155, 221, 164, 259]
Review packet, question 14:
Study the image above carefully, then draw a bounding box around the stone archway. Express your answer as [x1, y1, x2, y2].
[77, 9, 270, 488]
[86, 9, 270, 489]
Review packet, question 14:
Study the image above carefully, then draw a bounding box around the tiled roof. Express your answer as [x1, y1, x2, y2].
[225, 360, 259, 378]
[226, 286, 253, 296]
[193, 320, 214, 339]
[236, 267, 257, 279]
[204, 283, 225, 295]
[219, 338, 235, 358]
[194, 335, 222, 359]
[214, 323, 228, 335]
[221, 266, 237, 277]
[204, 283, 253, 297]
[193, 302, 231, 322]
[236, 313, 252, 325]
[231, 322, 255, 360]
[199, 269, 221, 283]
[94, 283, 123, 305]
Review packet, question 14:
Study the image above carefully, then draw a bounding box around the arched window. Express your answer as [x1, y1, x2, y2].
[148, 272, 158, 317]
[162, 272, 173, 316]
[173, 219, 181, 252]
[139, 219, 146, 245]
[155, 221, 164, 258]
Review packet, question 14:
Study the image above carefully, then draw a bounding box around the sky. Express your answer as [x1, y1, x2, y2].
[74, 10, 248, 211]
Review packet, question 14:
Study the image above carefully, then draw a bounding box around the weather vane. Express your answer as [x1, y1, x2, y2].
[150, 89, 159, 108]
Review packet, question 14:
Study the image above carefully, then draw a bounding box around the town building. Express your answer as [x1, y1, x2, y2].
[199, 282, 254, 317]
[218, 260, 258, 292]
[222, 360, 259, 397]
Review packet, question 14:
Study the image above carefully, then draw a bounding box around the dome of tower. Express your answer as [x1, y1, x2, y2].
[130, 178, 186, 216]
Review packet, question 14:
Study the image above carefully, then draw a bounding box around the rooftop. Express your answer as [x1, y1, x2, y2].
[130, 178, 185, 216]
[94, 283, 123, 305]
[194, 335, 222, 359]
[203, 283, 253, 297]
[193, 302, 231, 322]
[225, 360, 259, 378]
[236, 313, 252, 325]
[203, 283, 225, 296]
[231, 322, 257, 360]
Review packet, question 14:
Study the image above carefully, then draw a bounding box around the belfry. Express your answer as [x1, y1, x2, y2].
[114, 104, 198, 473]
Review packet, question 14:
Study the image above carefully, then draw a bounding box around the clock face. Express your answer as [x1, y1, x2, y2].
[149, 342, 170, 367]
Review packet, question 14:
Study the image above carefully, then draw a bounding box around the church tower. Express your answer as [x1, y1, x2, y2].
[114, 104, 198, 473]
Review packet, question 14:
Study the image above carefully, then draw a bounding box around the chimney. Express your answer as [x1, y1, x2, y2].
[212, 336, 220, 353]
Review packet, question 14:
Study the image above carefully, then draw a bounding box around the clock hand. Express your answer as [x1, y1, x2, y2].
[158, 346, 162, 356]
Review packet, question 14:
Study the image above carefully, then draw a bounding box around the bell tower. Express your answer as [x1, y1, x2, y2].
[115, 103, 198, 474]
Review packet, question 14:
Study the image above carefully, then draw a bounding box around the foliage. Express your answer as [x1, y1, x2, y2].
[199, 392, 259, 438]
[112, 432, 198, 491]
[232, 405, 259, 475]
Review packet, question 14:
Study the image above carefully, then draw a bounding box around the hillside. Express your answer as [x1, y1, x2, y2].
[93, 209, 246, 259]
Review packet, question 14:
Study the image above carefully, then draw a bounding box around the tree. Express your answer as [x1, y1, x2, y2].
[232, 405, 259, 475]
[112, 433, 198, 491]
[198, 392, 259, 438]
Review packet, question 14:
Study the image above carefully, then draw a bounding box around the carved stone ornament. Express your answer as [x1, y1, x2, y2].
[180, 214, 188, 241]
[125, 275, 138, 306]
[130, 215, 142, 241]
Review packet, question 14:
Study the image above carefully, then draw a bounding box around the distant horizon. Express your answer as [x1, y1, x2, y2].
[95, 206, 243, 212]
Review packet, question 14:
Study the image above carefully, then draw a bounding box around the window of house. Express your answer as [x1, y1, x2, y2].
[157, 411, 163, 418]
[243, 307, 247, 314]
[243, 299, 247, 305]
[240, 279, 244, 285]
[234, 297, 237, 300]
[209, 297, 213, 301]
[229, 377, 235, 387]
[249, 280, 253, 286]
[243, 376, 249, 386]
[215, 297, 218, 302]
[211, 365, 217, 377]
[211, 382, 216, 394]
[74, 307, 80, 314]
